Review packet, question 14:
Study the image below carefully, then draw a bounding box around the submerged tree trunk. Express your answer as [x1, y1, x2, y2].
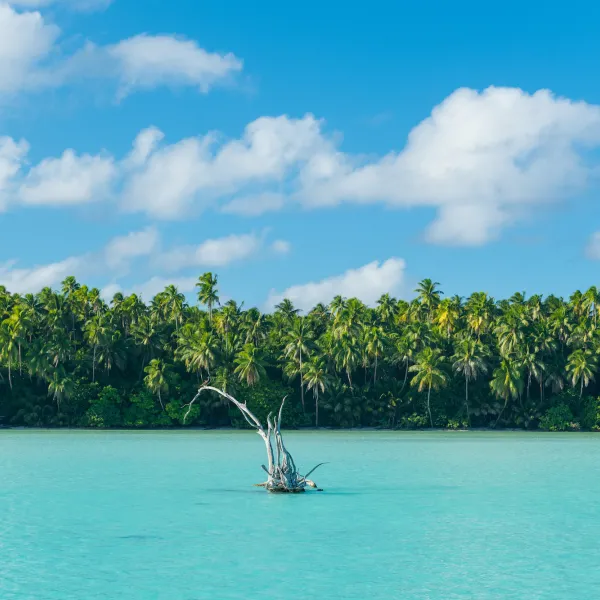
[184, 385, 325, 493]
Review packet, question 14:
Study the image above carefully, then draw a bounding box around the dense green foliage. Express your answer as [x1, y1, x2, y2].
[1, 275, 600, 431]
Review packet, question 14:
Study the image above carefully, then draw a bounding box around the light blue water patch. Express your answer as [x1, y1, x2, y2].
[1, 430, 599, 599]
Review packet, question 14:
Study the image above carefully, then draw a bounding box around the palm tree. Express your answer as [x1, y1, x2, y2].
[283, 318, 314, 410]
[304, 356, 332, 427]
[452, 338, 488, 426]
[415, 278, 442, 319]
[234, 343, 266, 386]
[409, 347, 448, 427]
[196, 272, 219, 322]
[566, 349, 598, 398]
[364, 325, 386, 384]
[47, 370, 74, 409]
[84, 316, 107, 382]
[490, 358, 523, 426]
[144, 359, 169, 410]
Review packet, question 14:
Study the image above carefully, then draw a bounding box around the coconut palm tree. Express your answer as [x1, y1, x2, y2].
[144, 359, 169, 410]
[234, 343, 266, 386]
[409, 347, 448, 427]
[196, 273, 219, 322]
[304, 356, 333, 427]
[283, 318, 314, 411]
[490, 358, 523, 426]
[452, 338, 488, 425]
[566, 349, 598, 398]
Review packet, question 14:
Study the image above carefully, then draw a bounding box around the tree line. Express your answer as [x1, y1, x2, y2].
[1, 274, 599, 431]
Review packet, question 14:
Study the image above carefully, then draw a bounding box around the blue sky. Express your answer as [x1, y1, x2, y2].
[1, 0, 600, 311]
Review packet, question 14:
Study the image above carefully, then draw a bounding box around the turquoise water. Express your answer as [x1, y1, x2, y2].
[1, 431, 600, 599]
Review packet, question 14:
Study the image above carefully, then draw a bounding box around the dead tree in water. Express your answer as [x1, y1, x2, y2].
[184, 385, 325, 493]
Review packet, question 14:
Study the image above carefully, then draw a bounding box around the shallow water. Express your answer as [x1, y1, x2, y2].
[1, 430, 599, 599]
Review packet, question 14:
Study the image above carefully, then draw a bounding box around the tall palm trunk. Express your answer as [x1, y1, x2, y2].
[374, 354, 378, 384]
[580, 377, 584, 399]
[465, 376, 471, 427]
[299, 349, 305, 411]
[8, 358, 12, 390]
[92, 345, 97, 383]
[158, 389, 164, 410]
[427, 382, 433, 428]
[315, 392, 319, 427]
[400, 361, 409, 393]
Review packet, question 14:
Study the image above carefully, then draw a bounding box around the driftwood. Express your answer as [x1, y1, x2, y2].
[184, 385, 324, 493]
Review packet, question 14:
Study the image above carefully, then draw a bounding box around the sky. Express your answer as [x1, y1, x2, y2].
[1, 0, 600, 311]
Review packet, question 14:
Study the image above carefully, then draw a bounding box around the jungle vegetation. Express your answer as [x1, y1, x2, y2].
[1, 274, 599, 432]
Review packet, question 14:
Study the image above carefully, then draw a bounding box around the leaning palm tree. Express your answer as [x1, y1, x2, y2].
[452, 338, 488, 426]
[566, 348, 598, 398]
[144, 358, 169, 410]
[409, 346, 448, 428]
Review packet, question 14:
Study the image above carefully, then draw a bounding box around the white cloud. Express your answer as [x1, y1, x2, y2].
[0, 227, 159, 294]
[0, 3, 59, 94]
[8, 0, 112, 10]
[271, 239, 291, 254]
[104, 226, 159, 270]
[298, 87, 600, 245]
[586, 232, 600, 260]
[0, 6, 241, 98]
[19, 149, 116, 206]
[124, 127, 165, 169]
[0, 256, 84, 293]
[0, 136, 29, 209]
[121, 115, 327, 218]
[221, 192, 285, 216]
[265, 258, 407, 313]
[3, 85, 600, 249]
[157, 232, 261, 272]
[108, 34, 242, 97]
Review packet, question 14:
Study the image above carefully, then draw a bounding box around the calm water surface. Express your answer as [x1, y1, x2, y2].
[1, 430, 599, 599]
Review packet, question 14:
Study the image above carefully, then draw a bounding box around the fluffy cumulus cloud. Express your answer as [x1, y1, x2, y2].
[0, 227, 158, 293]
[103, 226, 159, 270]
[121, 116, 326, 218]
[107, 34, 242, 96]
[115, 87, 600, 245]
[156, 232, 262, 271]
[0, 256, 84, 293]
[0, 3, 59, 93]
[265, 258, 407, 313]
[3, 85, 600, 249]
[0, 4, 241, 97]
[0, 136, 29, 209]
[19, 149, 116, 206]
[298, 87, 600, 245]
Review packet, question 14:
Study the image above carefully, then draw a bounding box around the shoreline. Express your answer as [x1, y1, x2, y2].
[1, 425, 596, 433]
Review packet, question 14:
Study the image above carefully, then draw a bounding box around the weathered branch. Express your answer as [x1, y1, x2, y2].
[185, 385, 324, 493]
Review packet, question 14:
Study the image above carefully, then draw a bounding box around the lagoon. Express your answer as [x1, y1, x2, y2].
[1, 430, 600, 599]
